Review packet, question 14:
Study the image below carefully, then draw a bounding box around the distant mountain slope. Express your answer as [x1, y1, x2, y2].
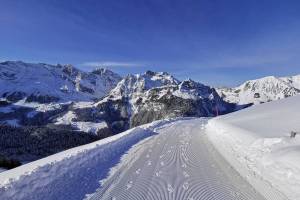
[89, 71, 236, 132]
[0, 61, 122, 102]
[4, 60, 299, 168]
[217, 75, 300, 105]
[0, 61, 122, 164]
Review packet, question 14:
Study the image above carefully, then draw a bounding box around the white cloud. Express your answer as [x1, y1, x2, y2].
[81, 61, 144, 67]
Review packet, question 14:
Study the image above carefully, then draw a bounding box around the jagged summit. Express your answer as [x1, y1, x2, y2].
[105, 70, 180, 99]
[94, 71, 235, 132]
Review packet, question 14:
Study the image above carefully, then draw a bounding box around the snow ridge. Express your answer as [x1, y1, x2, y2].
[0, 61, 122, 102]
[217, 75, 300, 105]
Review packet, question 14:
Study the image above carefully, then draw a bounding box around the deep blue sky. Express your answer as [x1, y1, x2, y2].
[1, 0, 300, 86]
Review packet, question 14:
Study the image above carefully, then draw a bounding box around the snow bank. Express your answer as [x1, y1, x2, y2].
[207, 95, 300, 200]
[0, 119, 176, 200]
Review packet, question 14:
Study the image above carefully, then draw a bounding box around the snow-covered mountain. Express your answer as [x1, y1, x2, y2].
[0, 60, 121, 129]
[217, 75, 300, 105]
[0, 61, 122, 163]
[0, 61, 122, 102]
[88, 71, 236, 133]
[2, 60, 298, 169]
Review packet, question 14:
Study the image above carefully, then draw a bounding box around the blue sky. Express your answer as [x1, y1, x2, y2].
[1, 0, 300, 86]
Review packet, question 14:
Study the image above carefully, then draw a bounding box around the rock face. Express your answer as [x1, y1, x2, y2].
[217, 75, 300, 105]
[91, 72, 237, 133]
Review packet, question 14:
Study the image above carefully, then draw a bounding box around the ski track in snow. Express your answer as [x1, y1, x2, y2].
[0, 118, 276, 200]
[87, 119, 266, 200]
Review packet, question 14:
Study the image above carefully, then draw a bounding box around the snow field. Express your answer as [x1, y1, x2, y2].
[87, 119, 265, 200]
[0, 122, 163, 200]
[206, 95, 300, 200]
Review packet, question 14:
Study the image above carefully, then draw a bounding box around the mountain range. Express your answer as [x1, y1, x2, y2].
[0, 61, 299, 165]
[217, 75, 300, 105]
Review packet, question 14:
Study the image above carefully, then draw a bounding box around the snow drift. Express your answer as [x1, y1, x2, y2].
[207, 94, 300, 200]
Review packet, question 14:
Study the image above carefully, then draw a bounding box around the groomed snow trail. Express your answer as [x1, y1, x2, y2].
[87, 119, 266, 200]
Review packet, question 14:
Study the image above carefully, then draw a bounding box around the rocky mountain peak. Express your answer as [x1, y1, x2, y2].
[217, 74, 300, 105]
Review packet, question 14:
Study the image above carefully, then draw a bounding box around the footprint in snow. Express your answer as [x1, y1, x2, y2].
[147, 160, 152, 166]
[146, 154, 150, 158]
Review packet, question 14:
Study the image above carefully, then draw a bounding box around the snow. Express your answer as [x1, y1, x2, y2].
[73, 121, 108, 135]
[72, 101, 94, 109]
[55, 111, 108, 135]
[206, 95, 300, 200]
[55, 111, 76, 124]
[0, 99, 72, 120]
[0, 168, 7, 173]
[281, 74, 300, 90]
[0, 118, 267, 200]
[0, 61, 122, 102]
[0, 119, 175, 200]
[217, 74, 300, 105]
[86, 118, 265, 200]
[14, 99, 69, 112]
[101, 71, 179, 101]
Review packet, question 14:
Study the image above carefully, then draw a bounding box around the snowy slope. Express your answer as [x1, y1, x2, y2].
[0, 118, 271, 200]
[207, 95, 300, 200]
[0, 118, 182, 200]
[0, 61, 121, 102]
[217, 75, 300, 105]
